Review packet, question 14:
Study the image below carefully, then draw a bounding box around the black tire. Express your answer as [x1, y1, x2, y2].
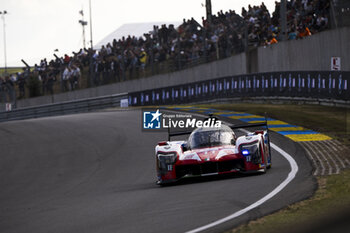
[267, 145, 272, 169]
[260, 146, 267, 173]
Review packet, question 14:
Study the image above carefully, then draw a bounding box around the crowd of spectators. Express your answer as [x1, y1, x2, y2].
[0, 0, 331, 101]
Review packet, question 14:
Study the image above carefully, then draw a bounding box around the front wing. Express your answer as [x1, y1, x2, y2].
[157, 156, 267, 185]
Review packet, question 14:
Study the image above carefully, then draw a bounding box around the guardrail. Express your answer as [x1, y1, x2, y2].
[0, 93, 128, 122]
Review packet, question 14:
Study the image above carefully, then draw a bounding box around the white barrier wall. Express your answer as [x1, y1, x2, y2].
[257, 27, 350, 72]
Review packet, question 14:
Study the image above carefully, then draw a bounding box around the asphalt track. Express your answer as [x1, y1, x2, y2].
[0, 110, 316, 233]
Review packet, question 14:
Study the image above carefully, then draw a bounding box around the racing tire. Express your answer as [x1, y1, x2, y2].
[260, 146, 267, 173]
[267, 145, 272, 169]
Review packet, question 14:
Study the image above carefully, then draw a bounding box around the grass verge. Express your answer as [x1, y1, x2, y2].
[226, 170, 350, 233]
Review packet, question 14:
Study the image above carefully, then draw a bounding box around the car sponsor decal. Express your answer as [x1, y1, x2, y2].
[180, 152, 201, 161]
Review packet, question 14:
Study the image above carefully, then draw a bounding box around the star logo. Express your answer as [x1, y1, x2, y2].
[143, 109, 162, 129]
[150, 109, 162, 122]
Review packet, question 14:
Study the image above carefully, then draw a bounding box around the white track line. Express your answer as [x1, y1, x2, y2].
[330, 139, 348, 149]
[300, 142, 319, 176]
[322, 140, 346, 169]
[314, 141, 338, 175]
[318, 141, 342, 173]
[327, 140, 350, 167]
[309, 141, 333, 175]
[185, 131, 299, 233]
[327, 140, 342, 151]
[302, 142, 326, 176]
[345, 159, 350, 166]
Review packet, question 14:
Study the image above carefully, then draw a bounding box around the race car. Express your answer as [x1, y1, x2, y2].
[155, 120, 272, 185]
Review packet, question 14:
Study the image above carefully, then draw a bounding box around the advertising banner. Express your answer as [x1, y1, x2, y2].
[129, 71, 350, 106]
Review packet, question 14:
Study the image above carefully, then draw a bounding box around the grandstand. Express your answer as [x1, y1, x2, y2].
[0, 0, 349, 108]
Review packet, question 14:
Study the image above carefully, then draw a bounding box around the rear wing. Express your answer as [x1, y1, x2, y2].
[167, 113, 271, 152]
[229, 122, 268, 130]
[167, 122, 268, 141]
[229, 111, 270, 132]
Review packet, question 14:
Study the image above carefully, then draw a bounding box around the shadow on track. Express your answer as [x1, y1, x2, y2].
[158, 171, 265, 187]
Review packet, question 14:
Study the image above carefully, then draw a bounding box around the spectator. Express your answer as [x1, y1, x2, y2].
[288, 26, 298, 40]
[269, 37, 278, 44]
[0, 76, 4, 102]
[46, 69, 56, 95]
[298, 26, 312, 38]
[71, 65, 81, 90]
[17, 72, 26, 98]
[62, 66, 71, 91]
[94, 59, 103, 85]
[39, 70, 48, 95]
[139, 48, 148, 74]
[16, 0, 331, 100]
[3, 76, 15, 102]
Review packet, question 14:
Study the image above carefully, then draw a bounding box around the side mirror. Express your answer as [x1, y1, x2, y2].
[182, 142, 189, 152]
[158, 141, 168, 146]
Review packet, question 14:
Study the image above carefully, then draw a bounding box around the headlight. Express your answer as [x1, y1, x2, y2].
[242, 150, 250, 155]
[157, 152, 177, 172]
[240, 143, 258, 155]
[157, 152, 177, 163]
[240, 143, 261, 164]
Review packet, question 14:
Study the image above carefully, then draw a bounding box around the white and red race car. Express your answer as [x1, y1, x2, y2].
[155, 122, 272, 185]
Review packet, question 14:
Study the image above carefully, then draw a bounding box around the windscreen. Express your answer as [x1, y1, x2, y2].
[189, 127, 235, 149]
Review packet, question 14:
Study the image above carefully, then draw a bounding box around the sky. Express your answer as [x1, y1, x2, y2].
[0, 0, 276, 67]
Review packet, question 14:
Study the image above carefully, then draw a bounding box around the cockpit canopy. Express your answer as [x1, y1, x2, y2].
[188, 124, 236, 150]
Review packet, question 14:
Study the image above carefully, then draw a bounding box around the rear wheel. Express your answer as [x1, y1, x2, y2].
[267, 153, 272, 169]
[267, 148, 272, 169]
[260, 146, 267, 173]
